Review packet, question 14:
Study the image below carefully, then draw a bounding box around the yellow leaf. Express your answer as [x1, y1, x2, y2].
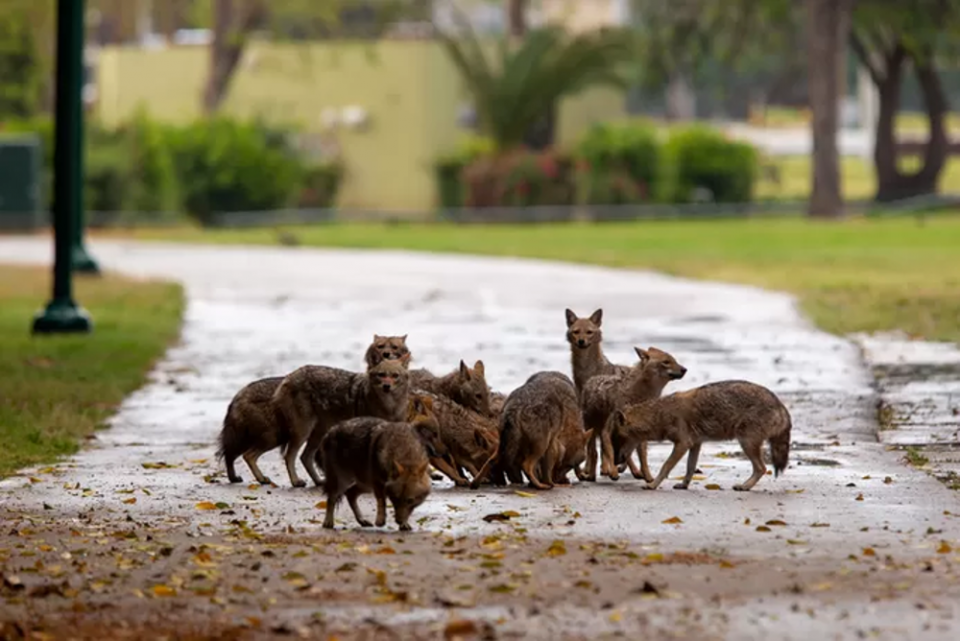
[765, 519, 787, 527]
[376, 546, 396, 555]
[937, 541, 952, 554]
[122, 498, 137, 505]
[787, 540, 808, 545]
[705, 484, 721, 491]
[488, 583, 515, 593]
[855, 493, 864, 501]
[502, 510, 521, 518]
[718, 560, 735, 569]
[756, 526, 771, 532]
[662, 516, 683, 524]
[315, 501, 328, 509]
[513, 490, 537, 498]
[642, 553, 664, 563]
[189, 459, 209, 465]
[862, 547, 876, 557]
[785, 489, 805, 494]
[28, 477, 42, 484]
[546, 540, 566, 557]
[195, 501, 217, 510]
[151, 584, 176, 597]
[609, 611, 622, 623]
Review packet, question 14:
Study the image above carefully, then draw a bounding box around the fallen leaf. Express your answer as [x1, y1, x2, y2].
[546, 540, 566, 557]
[483, 512, 520, 523]
[855, 493, 864, 501]
[744, 518, 751, 525]
[862, 475, 872, 480]
[718, 560, 736, 569]
[756, 526, 771, 532]
[574, 580, 594, 589]
[766, 519, 787, 527]
[662, 516, 683, 525]
[787, 540, 808, 546]
[937, 541, 952, 554]
[195, 501, 218, 511]
[444, 620, 478, 640]
[862, 547, 876, 557]
[314, 501, 327, 509]
[609, 611, 622, 622]
[811, 522, 830, 528]
[705, 484, 721, 491]
[151, 584, 176, 597]
[376, 546, 396, 555]
[785, 489, 805, 494]
[122, 498, 137, 505]
[488, 583, 515, 593]
[513, 490, 536, 498]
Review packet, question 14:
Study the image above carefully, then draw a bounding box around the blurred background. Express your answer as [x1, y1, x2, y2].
[1, 0, 958, 229]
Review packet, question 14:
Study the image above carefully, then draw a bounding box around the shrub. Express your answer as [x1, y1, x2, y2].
[462, 149, 575, 208]
[167, 117, 303, 226]
[435, 135, 495, 209]
[575, 122, 663, 205]
[662, 126, 759, 204]
[116, 108, 179, 214]
[297, 162, 344, 209]
[84, 138, 133, 220]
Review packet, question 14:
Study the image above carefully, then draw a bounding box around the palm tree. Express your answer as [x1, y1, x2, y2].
[437, 17, 635, 152]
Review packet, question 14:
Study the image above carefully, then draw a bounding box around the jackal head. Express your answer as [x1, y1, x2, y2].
[635, 346, 687, 381]
[366, 334, 411, 369]
[565, 308, 604, 350]
[388, 459, 431, 530]
[455, 359, 492, 417]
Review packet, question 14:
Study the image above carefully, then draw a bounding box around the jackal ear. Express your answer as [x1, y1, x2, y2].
[473, 360, 485, 377]
[634, 347, 649, 363]
[583, 428, 595, 442]
[411, 397, 426, 415]
[459, 359, 471, 380]
[589, 309, 603, 326]
[398, 352, 412, 368]
[564, 308, 578, 328]
[373, 334, 383, 342]
[414, 460, 430, 478]
[400, 334, 408, 343]
[419, 395, 433, 412]
[394, 461, 406, 476]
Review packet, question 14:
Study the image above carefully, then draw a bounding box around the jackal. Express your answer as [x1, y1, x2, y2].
[216, 376, 285, 485]
[410, 360, 492, 417]
[364, 334, 411, 369]
[608, 380, 792, 491]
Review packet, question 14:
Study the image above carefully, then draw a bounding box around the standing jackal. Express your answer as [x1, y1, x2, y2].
[273, 355, 412, 488]
[581, 347, 687, 481]
[607, 380, 792, 491]
[320, 397, 435, 531]
[364, 335, 411, 369]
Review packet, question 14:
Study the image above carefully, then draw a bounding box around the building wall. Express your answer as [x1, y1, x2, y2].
[96, 40, 627, 213]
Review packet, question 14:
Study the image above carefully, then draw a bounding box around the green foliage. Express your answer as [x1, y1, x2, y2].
[575, 123, 663, 204]
[434, 135, 496, 208]
[439, 24, 634, 151]
[0, 7, 41, 119]
[297, 161, 344, 208]
[119, 108, 180, 214]
[84, 137, 134, 217]
[167, 117, 305, 225]
[662, 126, 759, 204]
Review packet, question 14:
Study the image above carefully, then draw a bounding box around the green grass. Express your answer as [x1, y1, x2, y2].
[0, 265, 184, 478]
[111, 214, 960, 344]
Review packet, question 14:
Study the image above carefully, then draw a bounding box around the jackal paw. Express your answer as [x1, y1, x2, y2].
[357, 519, 373, 527]
[641, 483, 657, 491]
[732, 484, 751, 492]
[255, 477, 273, 486]
[227, 474, 243, 484]
[581, 475, 597, 483]
[322, 520, 335, 529]
[375, 517, 386, 528]
[672, 483, 690, 490]
[291, 478, 307, 488]
[398, 522, 412, 532]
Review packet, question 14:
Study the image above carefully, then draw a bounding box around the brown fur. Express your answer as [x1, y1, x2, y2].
[489, 391, 507, 419]
[582, 347, 687, 481]
[216, 376, 285, 485]
[273, 354, 412, 488]
[410, 360, 492, 417]
[477, 371, 575, 491]
[417, 391, 499, 486]
[319, 397, 434, 531]
[608, 380, 792, 491]
[364, 334, 411, 369]
[565, 308, 629, 394]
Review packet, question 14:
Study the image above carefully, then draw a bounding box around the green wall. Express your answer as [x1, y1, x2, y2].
[97, 41, 627, 213]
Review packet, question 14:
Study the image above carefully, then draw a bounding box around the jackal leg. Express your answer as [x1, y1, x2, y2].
[430, 456, 469, 487]
[374, 486, 387, 527]
[673, 442, 702, 490]
[346, 486, 372, 527]
[644, 441, 691, 490]
[583, 430, 599, 482]
[242, 447, 273, 485]
[284, 432, 308, 488]
[734, 438, 767, 491]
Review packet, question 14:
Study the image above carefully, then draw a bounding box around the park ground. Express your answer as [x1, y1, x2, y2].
[0, 231, 958, 640]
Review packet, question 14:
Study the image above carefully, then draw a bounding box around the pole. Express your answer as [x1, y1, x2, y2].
[33, 0, 93, 335]
[71, 0, 99, 274]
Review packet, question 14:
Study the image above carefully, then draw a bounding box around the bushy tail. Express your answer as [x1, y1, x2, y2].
[216, 410, 240, 463]
[769, 412, 792, 478]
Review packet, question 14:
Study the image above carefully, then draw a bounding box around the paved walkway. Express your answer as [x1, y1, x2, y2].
[1, 237, 958, 639]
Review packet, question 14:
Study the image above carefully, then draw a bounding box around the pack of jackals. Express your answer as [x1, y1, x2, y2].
[217, 308, 793, 531]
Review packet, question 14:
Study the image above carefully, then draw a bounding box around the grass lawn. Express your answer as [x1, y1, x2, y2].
[113, 214, 960, 344]
[0, 265, 184, 478]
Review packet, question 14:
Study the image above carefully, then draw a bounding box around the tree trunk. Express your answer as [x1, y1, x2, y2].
[874, 49, 949, 202]
[506, 0, 527, 38]
[806, 0, 852, 219]
[202, 0, 263, 115]
[664, 69, 696, 121]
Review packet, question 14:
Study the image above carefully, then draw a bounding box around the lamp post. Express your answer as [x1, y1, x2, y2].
[33, 0, 93, 334]
[71, 2, 99, 274]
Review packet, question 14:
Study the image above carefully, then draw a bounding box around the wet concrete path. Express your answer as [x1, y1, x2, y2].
[1, 237, 958, 639]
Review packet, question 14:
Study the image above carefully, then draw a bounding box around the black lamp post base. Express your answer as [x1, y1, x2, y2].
[32, 299, 93, 334]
